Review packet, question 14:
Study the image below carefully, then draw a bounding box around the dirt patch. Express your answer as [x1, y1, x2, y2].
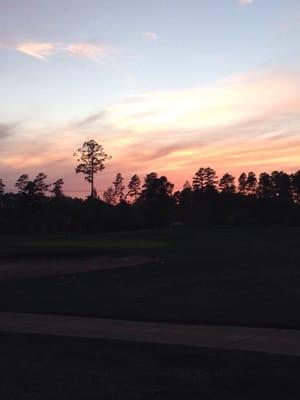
[0, 256, 153, 279]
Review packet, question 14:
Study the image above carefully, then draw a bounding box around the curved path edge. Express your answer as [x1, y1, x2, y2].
[0, 312, 300, 357]
[0, 256, 153, 279]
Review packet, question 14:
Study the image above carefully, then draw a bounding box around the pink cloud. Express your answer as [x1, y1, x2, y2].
[1, 70, 300, 194]
[144, 32, 159, 41]
[16, 42, 55, 59]
[14, 41, 116, 61]
[64, 43, 114, 61]
[239, 0, 253, 5]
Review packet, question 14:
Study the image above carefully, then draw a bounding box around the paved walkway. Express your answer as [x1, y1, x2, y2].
[0, 256, 152, 279]
[1, 312, 300, 357]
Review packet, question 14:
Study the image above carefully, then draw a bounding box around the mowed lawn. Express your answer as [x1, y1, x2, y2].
[1, 332, 300, 400]
[0, 228, 300, 329]
[0, 230, 170, 261]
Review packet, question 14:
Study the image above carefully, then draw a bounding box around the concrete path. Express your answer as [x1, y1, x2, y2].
[1, 312, 300, 357]
[0, 256, 152, 279]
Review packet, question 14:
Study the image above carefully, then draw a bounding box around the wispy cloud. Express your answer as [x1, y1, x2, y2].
[144, 32, 159, 41]
[75, 111, 106, 128]
[95, 72, 300, 134]
[0, 123, 17, 139]
[239, 0, 253, 5]
[1, 70, 300, 191]
[70, 69, 300, 180]
[13, 41, 116, 61]
[16, 42, 55, 59]
[64, 43, 115, 61]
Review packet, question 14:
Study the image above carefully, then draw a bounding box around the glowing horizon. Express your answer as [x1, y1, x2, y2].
[1, 0, 300, 196]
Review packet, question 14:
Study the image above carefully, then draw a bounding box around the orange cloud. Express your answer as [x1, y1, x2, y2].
[16, 42, 55, 59]
[64, 43, 115, 61]
[1, 70, 300, 193]
[14, 41, 116, 61]
[98, 72, 300, 134]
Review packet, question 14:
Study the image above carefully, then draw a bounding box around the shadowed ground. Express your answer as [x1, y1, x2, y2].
[1, 312, 300, 357]
[1, 229, 300, 399]
[0, 256, 152, 279]
[1, 332, 300, 400]
[0, 228, 299, 329]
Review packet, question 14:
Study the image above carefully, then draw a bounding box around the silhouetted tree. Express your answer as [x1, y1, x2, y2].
[139, 172, 175, 226]
[177, 181, 193, 208]
[192, 167, 218, 191]
[15, 174, 30, 194]
[33, 173, 50, 197]
[1, 164, 300, 234]
[140, 172, 174, 202]
[113, 172, 125, 203]
[219, 173, 235, 193]
[51, 178, 64, 198]
[204, 167, 218, 190]
[74, 140, 111, 198]
[141, 172, 158, 193]
[0, 179, 5, 196]
[15, 173, 50, 199]
[183, 180, 192, 190]
[92, 187, 98, 198]
[258, 172, 274, 199]
[103, 186, 115, 205]
[238, 173, 247, 194]
[292, 170, 300, 203]
[127, 174, 141, 203]
[246, 172, 257, 195]
[192, 168, 206, 191]
[271, 171, 291, 201]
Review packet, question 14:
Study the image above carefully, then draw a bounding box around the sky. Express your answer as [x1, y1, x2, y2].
[1, 0, 300, 196]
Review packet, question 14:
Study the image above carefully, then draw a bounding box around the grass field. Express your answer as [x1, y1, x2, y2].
[0, 230, 171, 261]
[1, 228, 300, 329]
[1, 332, 299, 399]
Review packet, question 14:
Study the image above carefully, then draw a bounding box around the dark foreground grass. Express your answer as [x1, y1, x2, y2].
[1, 228, 300, 329]
[0, 332, 299, 400]
[0, 230, 171, 262]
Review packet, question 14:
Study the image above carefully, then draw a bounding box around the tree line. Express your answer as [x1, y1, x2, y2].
[0, 139, 299, 233]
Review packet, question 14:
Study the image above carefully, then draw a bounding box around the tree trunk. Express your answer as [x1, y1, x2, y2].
[91, 156, 94, 198]
[91, 171, 94, 198]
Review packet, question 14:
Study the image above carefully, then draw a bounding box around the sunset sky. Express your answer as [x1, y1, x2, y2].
[1, 0, 300, 196]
